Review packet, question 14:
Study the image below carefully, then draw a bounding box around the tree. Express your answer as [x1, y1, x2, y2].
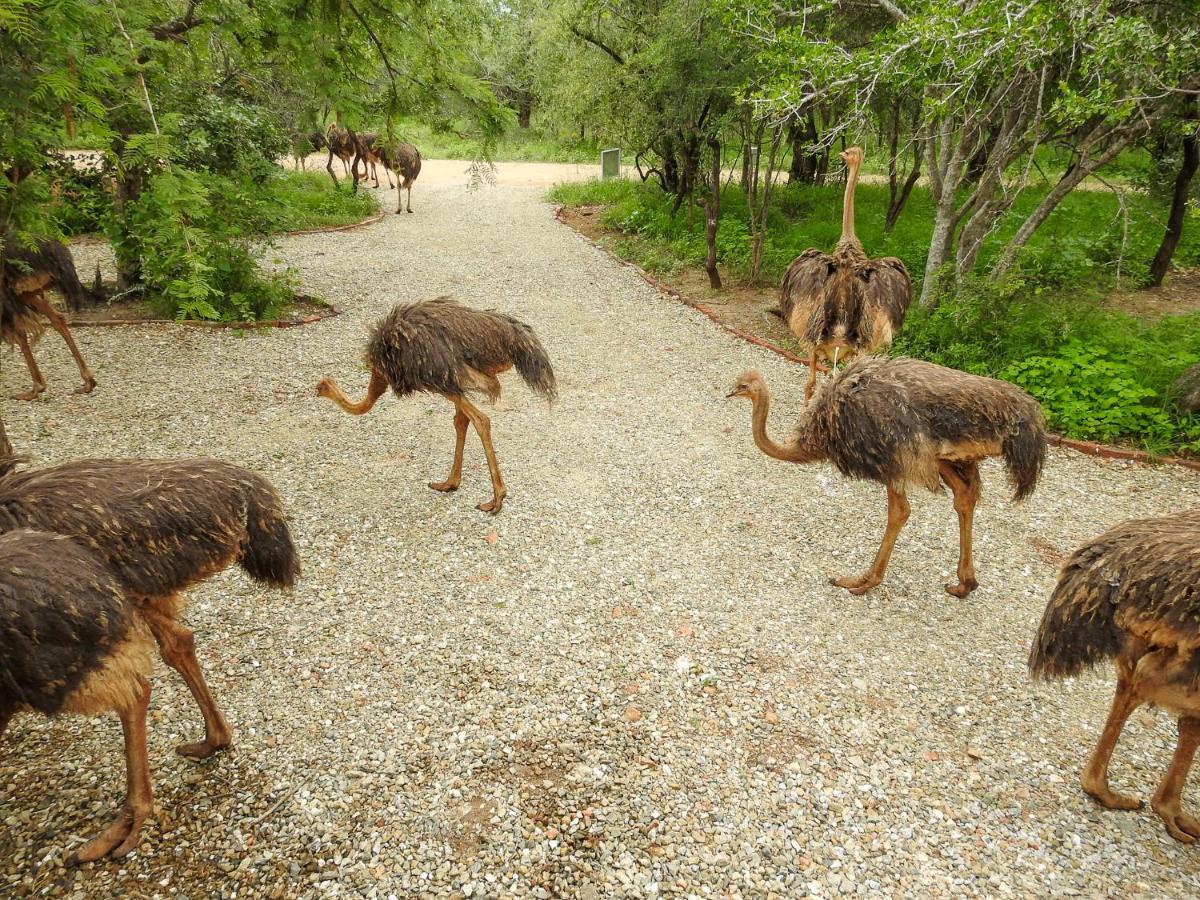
[1, 0, 509, 317]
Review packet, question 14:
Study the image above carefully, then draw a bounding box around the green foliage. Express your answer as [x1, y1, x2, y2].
[392, 117, 600, 163]
[265, 172, 378, 232]
[555, 176, 1200, 453]
[175, 95, 289, 177]
[111, 168, 375, 322]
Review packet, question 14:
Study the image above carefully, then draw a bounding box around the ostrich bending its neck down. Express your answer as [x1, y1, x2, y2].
[1030, 508, 1200, 843]
[728, 357, 1045, 596]
[318, 298, 556, 514]
[776, 147, 912, 401]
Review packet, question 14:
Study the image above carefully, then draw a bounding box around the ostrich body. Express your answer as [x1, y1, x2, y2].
[776, 147, 912, 401]
[353, 132, 389, 189]
[0, 454, 299, 859]
[317, 297, 556, 514]
[727, 356, 1045, 596]
[2, 233, 97, 399]
[325, 123, 358, 182]
[1029, 508, 1200, 843]
[377, 140, 422, 213]
[0, 530, 156, 862]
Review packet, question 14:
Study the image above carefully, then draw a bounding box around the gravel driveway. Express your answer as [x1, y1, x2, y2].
[3, 181, 1200, 898]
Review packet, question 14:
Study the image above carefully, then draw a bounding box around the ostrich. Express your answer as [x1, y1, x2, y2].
[776, 147, 912, 401]
[317, 297, 556, 514]
[325, 123, 358, 183]
[377, 140, 422, 213]
[2, 233, 97, 399]
[1029, 508, 1200, 843]
[0, 454, 299, 857]
[0, 529, 157, 863]
[727, 356, 1045, 596]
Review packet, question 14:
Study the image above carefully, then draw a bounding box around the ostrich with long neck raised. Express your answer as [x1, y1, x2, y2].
[775, 147, 912, 401]
[727, 357, 1046, 596]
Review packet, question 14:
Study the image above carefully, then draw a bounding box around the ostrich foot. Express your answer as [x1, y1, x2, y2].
[14, 384, 45, 401]
[429, 479, 460, 493]
[1152, 801, 1200, 843]
[945, 578, 978, 598]
[75, 375, 97, 395]
[1083, 779, 1143, 811]
[477, 496, 505, 514]
[176, 732, 231, 759]
[69, 802, 150, 863]
[830, 573, 881, 596]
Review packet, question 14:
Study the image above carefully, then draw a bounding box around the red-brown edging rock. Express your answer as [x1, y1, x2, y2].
[554, 205, 1198, 475]
[282, 209, 386, 236]
[70, 300, 340, 330]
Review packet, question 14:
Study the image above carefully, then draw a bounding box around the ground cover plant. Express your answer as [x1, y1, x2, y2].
[550, 176, 1200, 454]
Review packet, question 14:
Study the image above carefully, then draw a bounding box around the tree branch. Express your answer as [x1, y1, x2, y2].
[567, 24, 625, 66]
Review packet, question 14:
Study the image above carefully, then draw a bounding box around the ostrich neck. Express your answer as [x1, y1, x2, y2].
[839, 159, 862, 250]
[749, 389, 824, 464]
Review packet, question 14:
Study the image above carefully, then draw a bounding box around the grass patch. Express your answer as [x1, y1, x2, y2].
[263, 170, 379, 231]
[550, 177, 1200, 454]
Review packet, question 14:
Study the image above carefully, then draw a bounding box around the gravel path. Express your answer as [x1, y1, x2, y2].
[3, 182, 1200, 898]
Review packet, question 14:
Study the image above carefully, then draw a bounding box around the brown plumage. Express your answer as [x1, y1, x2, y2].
[2, 232, 97, 399]
[353, 131, 388, 189]
[324, 123, 358, 182]
[727, 356, 1046, 596]
[776, 147, 912, 401]
[1174, 362, 1200, 415]
[0, 529, 155, 862]
[1029, 508, 1200, 843]
[317, 297, 556, 514]
[376, 139, 422, 213]
[0, 453, 299, 859]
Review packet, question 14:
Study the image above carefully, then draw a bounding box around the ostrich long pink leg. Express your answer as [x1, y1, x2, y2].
[457, 396, 507, 514]
[938, 461, 981, 597]
[1152, 716, 1200, 842]
[831, 484, 910, 594]
[71, 676, 154, 863]
[431, 401, 470, 493]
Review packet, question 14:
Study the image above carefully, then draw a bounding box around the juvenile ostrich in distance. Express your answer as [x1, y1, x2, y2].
[727, 357, 1045, 596]
[0, 454, 299, 859]
[2, 233, 97, 399]
[0, 530, 157, 863]
[317, 297, 556, 514]
[1029, 508, 1200, 843]
[776, 147, 912, 401]
[325, 123, 357, 182]
[377, 140, 422, 213]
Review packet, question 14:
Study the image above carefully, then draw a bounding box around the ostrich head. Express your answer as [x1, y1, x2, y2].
[315, 377, 337, 399]
[726, 370, 766, 400]
[839, 146, 864, 168]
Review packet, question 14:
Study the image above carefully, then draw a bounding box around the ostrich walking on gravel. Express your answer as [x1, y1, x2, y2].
[0, 530, 157, 863]
[727, 357, 1045, 596]
[317, 297, 556, 514]
[775, 147, 912, 401]
[2, 232, 97, 399]
[376, 139, 422, 213]
[1029, 508, 1200, 843]
[0, 453, 299, 859]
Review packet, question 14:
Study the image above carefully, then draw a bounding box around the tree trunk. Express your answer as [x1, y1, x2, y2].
[516, 93, 533, 129]
[885, 139, 921, 233]
[991, 136, 1135, 279]
[1148, 111, 1199, 287]
[704, 138, 722, 289]
[111, 130, 144, 290]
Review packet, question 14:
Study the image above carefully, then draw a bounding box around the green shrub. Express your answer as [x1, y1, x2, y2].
[114, 169, 296, 322]
[45, 154, 112, 236]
